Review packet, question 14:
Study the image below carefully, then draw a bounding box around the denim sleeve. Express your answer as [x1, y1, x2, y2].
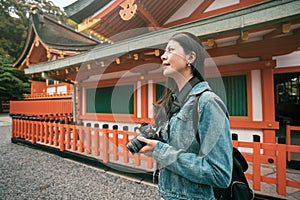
[153, 96, 233, 188]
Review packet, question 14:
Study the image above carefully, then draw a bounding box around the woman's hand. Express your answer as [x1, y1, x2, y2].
[137, 137, 159, 156]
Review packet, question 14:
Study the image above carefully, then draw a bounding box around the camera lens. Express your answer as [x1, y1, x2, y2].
[126, 137, 146, 154]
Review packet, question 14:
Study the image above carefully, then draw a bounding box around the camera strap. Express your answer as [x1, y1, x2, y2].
[170, 76, 201, 116]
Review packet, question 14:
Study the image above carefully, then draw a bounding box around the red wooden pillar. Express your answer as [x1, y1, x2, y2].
[140, 80, 148, 122]
[261, 67, 276, 155]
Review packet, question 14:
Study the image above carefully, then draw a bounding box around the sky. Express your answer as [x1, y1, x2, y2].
[50, 0, 77, 10]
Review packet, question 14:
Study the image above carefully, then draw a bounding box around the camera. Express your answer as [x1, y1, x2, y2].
[126, 123, 164, 154]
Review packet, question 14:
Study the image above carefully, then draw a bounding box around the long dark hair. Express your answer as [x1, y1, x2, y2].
[154, 32, 205, 126]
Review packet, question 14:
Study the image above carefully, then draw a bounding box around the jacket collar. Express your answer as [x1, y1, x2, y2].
[189, 81, 211, 96]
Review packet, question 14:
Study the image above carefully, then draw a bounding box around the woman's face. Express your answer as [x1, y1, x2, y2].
[161, 40, 189, 78]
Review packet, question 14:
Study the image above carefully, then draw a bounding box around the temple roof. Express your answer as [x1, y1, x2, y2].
[64, 0, 111, 24]
[31, 8, 100, 50]
[13, 6, 102, 68]
[24, 0, 300, 77]
[63, 0, 188, 41]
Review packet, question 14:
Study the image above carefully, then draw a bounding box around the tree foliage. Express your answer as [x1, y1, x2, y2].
[0, 54, 30, 100]
[0, 0, 69, 101]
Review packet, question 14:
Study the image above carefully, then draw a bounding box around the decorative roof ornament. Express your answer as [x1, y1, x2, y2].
[119, 0, 137, 21]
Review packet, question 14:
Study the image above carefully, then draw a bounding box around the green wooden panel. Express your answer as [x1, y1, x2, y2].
[208, 75, 247, 116]
[86, 85, 134, 114]
[48, 80, 55, 85]
[155, 82, 166, 101]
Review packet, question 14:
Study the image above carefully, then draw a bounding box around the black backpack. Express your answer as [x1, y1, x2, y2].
[193, 91, 254, 200]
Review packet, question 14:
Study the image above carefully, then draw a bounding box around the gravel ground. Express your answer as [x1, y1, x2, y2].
[0, 125, 160, 200]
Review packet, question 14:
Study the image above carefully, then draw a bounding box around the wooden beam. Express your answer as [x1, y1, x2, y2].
[92, 0, 124, 20]
[136, 2, 160, 27]
[263, 26, 281, 40]
[164, 0, 267, 28]
[73, 57, 161, 82]
[190, 0, 215, 19]
[77, 0, 123, 32]
[207, 30, 300, 59]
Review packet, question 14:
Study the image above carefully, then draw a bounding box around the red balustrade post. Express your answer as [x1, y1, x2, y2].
[286, 125, 291, 161]
[66, 122, 71, 149]
[24, 117, 28, 139]
[253, 135, 261, 191]
[86, 123, 92, 155]
[72, 124, 78, 151]
[11, 117, 16, 138]
[28, 118, 33, 140]
[102, 124, 109, 163]
[35, 120, 39, 143]
[54, 120, 59, 146]
[94, 124, 100, 157]
[277, 144, 287, 196]
[59, 122, 65, 151]
[32, 119, 36, 144]
[147, 157, 154, 169]
[49, 121, 54, 145]
[78, 124, 84, 153]
[112, 125, 119, 161]
[39, 116, 44, 143]
[15, 117, 19, 138]
[123, 126, 129, 164]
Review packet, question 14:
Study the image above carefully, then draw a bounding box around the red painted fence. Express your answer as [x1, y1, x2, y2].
[10, 99, 72, 117]
[10, 117, 300, 197]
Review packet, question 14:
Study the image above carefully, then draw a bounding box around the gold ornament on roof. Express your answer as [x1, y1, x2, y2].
[119, 0, 137, 21]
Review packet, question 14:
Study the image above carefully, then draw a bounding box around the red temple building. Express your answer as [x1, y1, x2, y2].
[10, 1, 300, 197]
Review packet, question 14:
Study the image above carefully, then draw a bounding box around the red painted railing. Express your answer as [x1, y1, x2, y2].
[232, 137, 300, 196]
[11, 117, 154, 171]
[10, 117, 300, 197]
[10, 99, 72, 117]
[23, 92, 72, 99]
[286, 125, 300, 161]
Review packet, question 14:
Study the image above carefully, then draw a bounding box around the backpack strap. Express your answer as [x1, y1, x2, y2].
[192, 89, 210, 143]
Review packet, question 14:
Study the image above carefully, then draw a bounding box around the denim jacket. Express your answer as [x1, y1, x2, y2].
[153, 81, 233, 200]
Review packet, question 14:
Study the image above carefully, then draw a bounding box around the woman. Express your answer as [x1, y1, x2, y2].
[138, 32, 232, 200]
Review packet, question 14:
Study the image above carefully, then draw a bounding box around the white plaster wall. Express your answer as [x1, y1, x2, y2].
[251, 70, 263, 121]
[231, 128, 263, 153]
[148, 80, 154, 118]
[273, 51, 300, 68]
[165, 0, 241, 24]
[81, 120, 139, 140]
[47, 87, 55, 95]
[205, 0, 240, 12]
[164, 0, 204, 24]
[82, 87, 86, 115]
[57, 85, 67, 94]
[136, 81, 142, 118]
